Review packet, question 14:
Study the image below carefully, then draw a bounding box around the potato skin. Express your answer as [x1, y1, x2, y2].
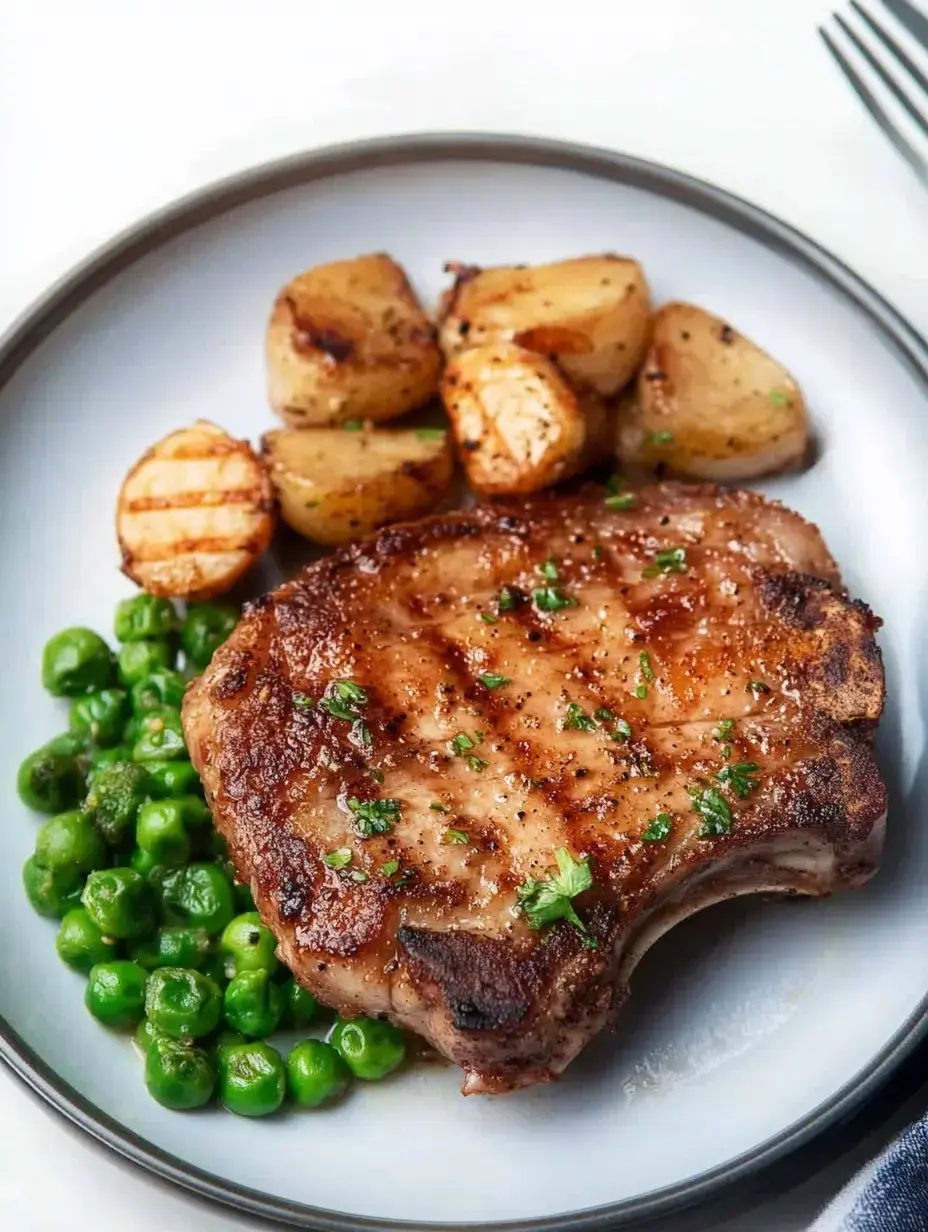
[266, 253, 442, 427]
[261, 425, 454, 547]
[617, 302, 810, 482]
[441, 341, 605, 496]
[439, 255, 651, 396]
[117, 420, 276, 600]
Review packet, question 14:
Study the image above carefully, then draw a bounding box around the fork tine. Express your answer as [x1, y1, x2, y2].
[819, 25, 928, 182]
[881, 0, 928, 53]
[833, 12, 928, 140]
[852, 0, 928, 101]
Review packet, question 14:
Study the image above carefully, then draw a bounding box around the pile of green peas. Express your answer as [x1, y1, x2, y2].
[18, 593, 406, 1116]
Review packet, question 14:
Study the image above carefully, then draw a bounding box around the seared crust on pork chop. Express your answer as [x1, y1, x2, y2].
[183, 484, 886, 1093]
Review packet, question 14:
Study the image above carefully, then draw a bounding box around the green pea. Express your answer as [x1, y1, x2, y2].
[219, 912, 279, 979]
[42, 628, 115, 697]
[17, 743, 85, 814]
[145, 1035, 215, 1110]
[215, 1028, 245, 1054]
[160, 863, 234, 934]
[44, 731, 88, 758]
[35, 810, 106, 876]
[223, 970, 284, 1038]
[132, 926, 212, 972]
[200, 951, 229, 991]
[129, 847, 158, 877]
[145, 966, 222, 1039]
[134, 1017, 169, 1056]
[117, 640, 172, 689]
[82, 761, 152, 846]
[114, 595, 178, 643]
[135, 799, 190, 866]
[130, 669, 186, 715]
[218, 1040, 286, 1117]
[329, 1017, 405, 1080]
[87, 745, 133, 780]
[23, 857, 84, 918]
[81, 867, 155, 940]
[281, 977, 319, 1029]
[181, 604, 238, 671]
[85, 961, 148, 1028]
[132, 709, 186, 762]
[56, 907, 119, 972]
[287, 1039, 350, 1108]
[145, 759, 202, 799]
[68, 688, 129, 748]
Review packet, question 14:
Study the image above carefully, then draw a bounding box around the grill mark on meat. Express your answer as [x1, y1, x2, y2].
[184, 483, 885, 1093]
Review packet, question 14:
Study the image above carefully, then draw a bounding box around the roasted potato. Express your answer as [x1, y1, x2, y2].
[616, 303, 810, 481]
[439, 255, 651, 396]
[441, 342, 605, 496]
[266, 253, 442, 427]
[117, 420, 276, 599]
[262, 425, 454, 546]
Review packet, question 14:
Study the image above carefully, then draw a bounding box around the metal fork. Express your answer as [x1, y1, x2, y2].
[820, 0, 928, 183]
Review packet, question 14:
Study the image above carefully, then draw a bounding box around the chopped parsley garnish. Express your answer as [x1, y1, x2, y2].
[479, 612, 499, 625]
[538, 558, 560, 581]
[611, 718, 633, 741]
[533, 586, 577, 612]
[320, 679, 369, 722]
[450, 732, 479, 756]
[769, 390, 789, 407]
[516, 847, 594, 942]
[323, 848, 352, 869]
[639, 652, 656, 681]
[720, 744, 732, 760]
[689, 786, 732, 837]
[650, 430, 674, 445]
[443, 828, 469, 845]
[605, 476, 636, 511]
[715, 761, 760, 799]
[430, 801, 451, 813]
[350, 870, 369, 883]
[350, 720, 372, 749]
[643, 547, 688, 578]
[292, 693, 314, 710]
[416, 427, 447, 440]
[368, 767, 385, 784]
[642, 813, 672, 842]
[564, 703, 597, 732]
[342, 419, 365, 431]
[466, 756, 489, 772]
[713, 719, 735, 741]
[592, 544, 605, 560]
[594, 707, 616, 722]
[479, 672, 511, 690]
[497, 586, 518, 611]
[748, 680, 771, 695]
[381, 859, 400, 877]
[346, 796, 401, 837]
[634, 685, 648, 699]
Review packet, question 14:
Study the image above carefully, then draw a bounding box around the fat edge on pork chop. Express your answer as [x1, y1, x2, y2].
[183, 483, 886, 1095]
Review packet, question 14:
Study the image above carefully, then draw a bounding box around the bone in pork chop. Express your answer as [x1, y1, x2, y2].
[183, 483, 886, 1094]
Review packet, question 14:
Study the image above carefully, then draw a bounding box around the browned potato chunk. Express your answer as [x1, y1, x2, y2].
[266, 253, 442, 426]
[117, 420, 276, 599]
[441, 342, 603, 496]
[261, 425, 454, 546]
[616, 302, 810, 481]
[439, 255, 651, 395]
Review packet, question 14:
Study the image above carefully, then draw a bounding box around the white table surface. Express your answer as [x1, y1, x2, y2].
[3, 0, 928, 1228]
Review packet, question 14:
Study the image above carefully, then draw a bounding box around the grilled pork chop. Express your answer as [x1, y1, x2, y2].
[183, 484, 886, 1094]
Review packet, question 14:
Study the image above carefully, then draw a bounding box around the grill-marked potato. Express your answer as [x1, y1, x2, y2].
[616, 302, 810, 481]
[117, 421, 276, 599]
[441, 342, 604, 496]
[439, 255, 651, 396]
[266, 253, 442, 427]
[262, 425, 454, 547]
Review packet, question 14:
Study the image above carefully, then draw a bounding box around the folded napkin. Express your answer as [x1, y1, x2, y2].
[810, 1116, 928, 1231]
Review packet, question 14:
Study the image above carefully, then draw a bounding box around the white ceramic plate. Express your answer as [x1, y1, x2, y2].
[2, 135, 927, 1231]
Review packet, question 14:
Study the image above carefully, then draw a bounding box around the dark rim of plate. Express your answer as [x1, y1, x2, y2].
[2, 132, 928, 1231]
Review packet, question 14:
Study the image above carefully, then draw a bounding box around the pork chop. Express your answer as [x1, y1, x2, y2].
[183, 483, 886, 1094]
